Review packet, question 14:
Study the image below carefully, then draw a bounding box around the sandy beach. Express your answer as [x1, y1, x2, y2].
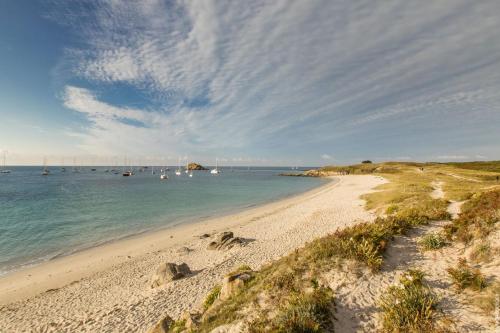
[0, 175, 386, 332]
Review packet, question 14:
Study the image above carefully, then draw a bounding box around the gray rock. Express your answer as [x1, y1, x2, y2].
[151, 262, 191, 288]
[207, 232, 244, 250]
[219, 271, 253, 301]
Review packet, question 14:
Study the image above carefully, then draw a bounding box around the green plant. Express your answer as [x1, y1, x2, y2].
[203, 285, 221, 310]
[419, 232, 448, 251]
[380, 269, 438, 332]
[270, 287, 334, 332]
[385, 204, 399, 215]
[446, 258, 487, 291]
[445, 189, 500, 243]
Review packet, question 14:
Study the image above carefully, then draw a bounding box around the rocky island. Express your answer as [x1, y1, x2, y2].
[187, 163, 208, 171]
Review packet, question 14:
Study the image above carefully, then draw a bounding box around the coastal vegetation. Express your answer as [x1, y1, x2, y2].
[144, 161, 499, 331]
[379, 269, 439, 332]
[146, 161, 499, 332]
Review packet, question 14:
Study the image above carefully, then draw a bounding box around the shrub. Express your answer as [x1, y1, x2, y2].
[418, 232, 448, 251]
[271, 287, 334, 332]
[469, 242, 491, 263]
[203, 285, 221, 310]
[446, 190, 500, 243]
[380, 269, 438, 332]
[446, 258, 487, 291]
[362, 160, 372, 164]
[385, 204, 399, 215]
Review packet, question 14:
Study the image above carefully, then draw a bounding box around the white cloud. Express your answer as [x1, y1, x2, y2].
[321, 154, 333, 160]
[436, 155, 468, 160]
[49, 0, 500, 163]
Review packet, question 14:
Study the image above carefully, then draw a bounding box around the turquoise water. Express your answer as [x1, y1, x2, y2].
[0, 166, 326, 275]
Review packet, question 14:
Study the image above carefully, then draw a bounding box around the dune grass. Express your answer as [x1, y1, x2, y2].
[443, 189, 500, 244]
[447, 258, 487, 291]
[380, 269, 439, 333]
[418, 232, 448, 251]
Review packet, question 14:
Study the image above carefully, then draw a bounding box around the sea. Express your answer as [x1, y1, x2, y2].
[0, 166, 326, 275]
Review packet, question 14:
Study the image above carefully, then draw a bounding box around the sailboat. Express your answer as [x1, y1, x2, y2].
[0, 151, 11, 173]
[185, 158, 190, 174]
[42, 157, 50, 176]
[122, 157, 133, 176]
[160, 165, 168, 180]
[210, 158, 220, 174]
[175, 157, 182, 176]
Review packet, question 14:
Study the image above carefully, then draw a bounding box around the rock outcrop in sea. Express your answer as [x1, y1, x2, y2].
[187, 163, 208, 170]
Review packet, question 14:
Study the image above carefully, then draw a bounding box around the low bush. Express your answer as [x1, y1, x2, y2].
[444, 190, 500, 243]
[380, 269, 438, 332]
[268, 287, 334, 333]
[446, 258, 487, 291]
[419, 232, 448, 251]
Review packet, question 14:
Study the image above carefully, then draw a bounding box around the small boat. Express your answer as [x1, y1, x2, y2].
[210, 158, 220, 174]
[0, 152, 11, 173]
[175, 157, 182, 176]
[160, 170, 168, 180]
[189, 172, 193, 178]
[91, 168, 97, 171]
[122, 171, 133, 177]
[185, 158, 189, 173]
[61, 167, 66, 172]
[42, 157, 50, 176]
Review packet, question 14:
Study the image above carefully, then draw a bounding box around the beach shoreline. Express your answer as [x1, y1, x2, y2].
[0, 175, 386, 332]
[0, 176, 334, 305]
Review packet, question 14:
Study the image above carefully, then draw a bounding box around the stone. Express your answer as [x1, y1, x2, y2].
[219, 271, 253, 301]
[182, 311, 201, 330]
[147, 315, 174, 333]
[207, 232, 244, 251]
[151, 262, 191, 288]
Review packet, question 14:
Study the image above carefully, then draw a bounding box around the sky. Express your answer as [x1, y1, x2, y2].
[0, 0, 499, 166]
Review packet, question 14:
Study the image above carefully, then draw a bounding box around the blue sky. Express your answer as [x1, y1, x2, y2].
[1, 0, 499, 166]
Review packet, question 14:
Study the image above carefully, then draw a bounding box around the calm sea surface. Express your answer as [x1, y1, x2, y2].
[0, 166, 326, 275]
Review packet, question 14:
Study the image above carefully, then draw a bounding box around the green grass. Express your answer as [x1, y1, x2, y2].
[380, 269, 439, 333]
[444, 161, 500, 173]
[443, 189, 500, 243]
[418, 232, 448, 251]
[251, 287, 335, 333]
[446, 258, 487, 291]
[203, 285, 221, 310]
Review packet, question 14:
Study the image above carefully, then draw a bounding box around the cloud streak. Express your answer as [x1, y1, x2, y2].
[48, 0, 500, 164]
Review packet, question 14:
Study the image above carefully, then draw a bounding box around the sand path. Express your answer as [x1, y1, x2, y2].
[332, 180, 498, 332]
[0, 175, 385, 332]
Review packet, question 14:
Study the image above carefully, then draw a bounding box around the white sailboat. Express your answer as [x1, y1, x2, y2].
[185, 157, 189, 174]
[175, 157, 182, 176]
[0, 151, 11, 173]
[42, 157, 50, 176]
[160, 165, 168, 180]
[210, 158, 220, 174]
[122, 156, 133, 176]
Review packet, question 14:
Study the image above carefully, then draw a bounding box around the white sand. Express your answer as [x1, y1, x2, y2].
[0, 175, 386, 332]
